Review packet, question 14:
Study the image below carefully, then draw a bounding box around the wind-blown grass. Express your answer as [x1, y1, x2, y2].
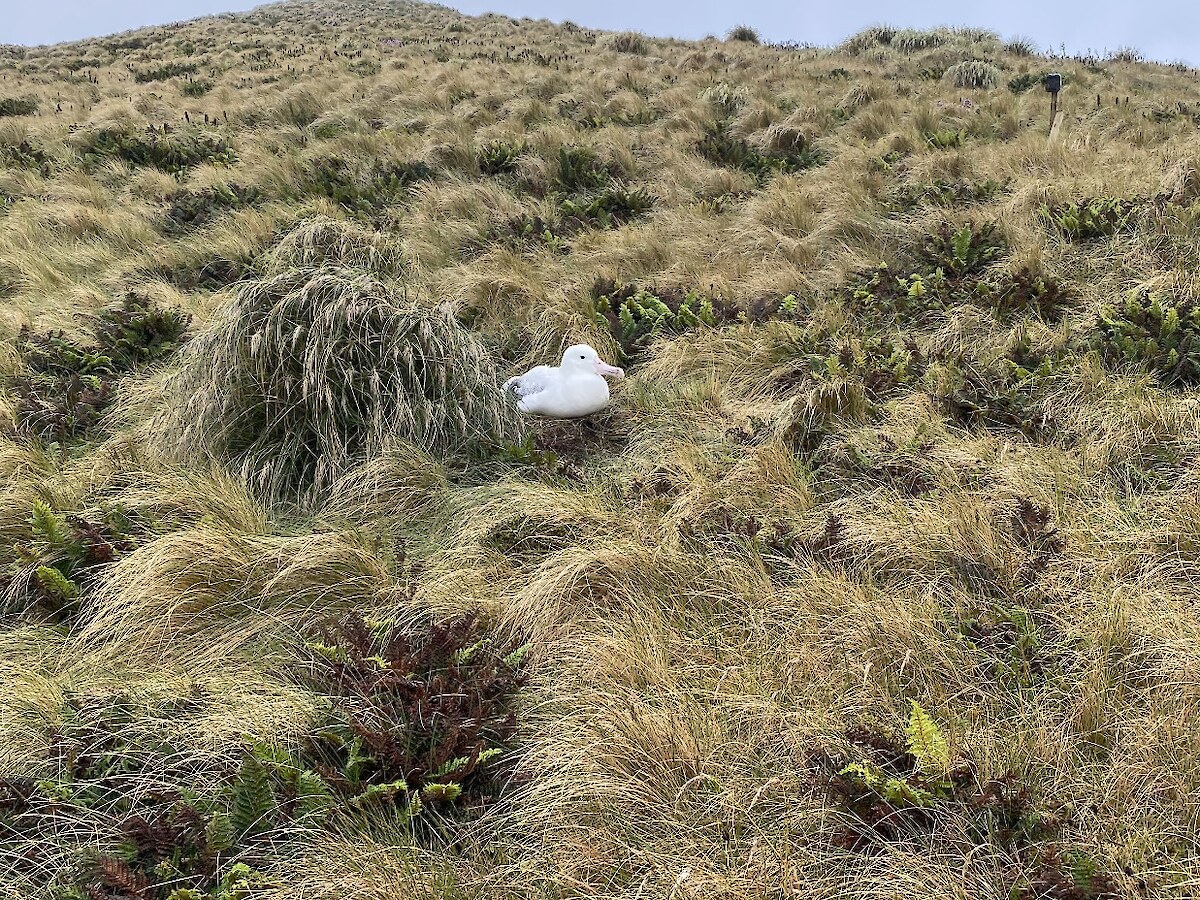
[2, 1, 1200, 898]
[158, 221, 516, 504]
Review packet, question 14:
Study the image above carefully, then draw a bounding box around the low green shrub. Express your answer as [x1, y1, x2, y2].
[917, 221, 1008, 277]
[554, 145, 611, 193]
[4, 693, 280, 899]
[0, 138, 51, 174]
[79, 125, 236, 175]
[559, 185, 654, 229]
[696, 123, 826, 181]
[2, 500, 136, 620]
[1040, 196, 1141, 241]
[298, 155, 433, 215]
[849, 224, 1025, 323]
[892, 178, 1006, 210]
[10, 293, 191, 444]
[1092, 289, 1200, 386]
[589, 278, 778, 359]
[813, 703, 1058, 852]
[1007, 70, 1064, 93]
[978, 267, 1071, 319]
[162, 183, 261, 234]
[936, 353, 1060, 437]
[0, 97, 38, 117]
[296, 610, 529, 822]
[476, 140, 525, 175]
[181, 79, 214, 97]
[495, 214, 573, 254]
[924, 128, 967, 150]
[130, 61, 198, 82]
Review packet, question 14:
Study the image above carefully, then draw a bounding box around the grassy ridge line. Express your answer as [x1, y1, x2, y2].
[1, 2, 1200, 898]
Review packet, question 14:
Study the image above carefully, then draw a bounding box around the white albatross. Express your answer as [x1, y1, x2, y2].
[502, 344, 625, 417]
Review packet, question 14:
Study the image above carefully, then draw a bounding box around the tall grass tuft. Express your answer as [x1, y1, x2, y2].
[158, 223, 515, 505]
[726, 25, 760, 44]
[944, 60, 1002, 89]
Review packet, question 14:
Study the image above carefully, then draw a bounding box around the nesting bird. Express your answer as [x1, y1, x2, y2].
[503, 344, 624, 417]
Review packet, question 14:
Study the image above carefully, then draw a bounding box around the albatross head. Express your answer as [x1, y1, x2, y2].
[562, 344, 624, 379]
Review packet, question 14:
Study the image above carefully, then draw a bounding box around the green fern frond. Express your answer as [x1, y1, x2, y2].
[430, 756, 469, 778]
[402, 792, 423, 822]
[35, 566, 78, 601]
[882, 775, 934, 807]
[30, 500, 71, 547]
[838, 761, 881, 790]
[294, 769, 335, 820]
[421, 782, 463, 803]
[906, 699, 950, 774]
[453, 639, 486, 665]
[349, 778, 409, 808]
[476, 747, 504, 767]
[231, 754, 276, 839]
[502, 643, 531, 668]
[206, 810, 233, 851]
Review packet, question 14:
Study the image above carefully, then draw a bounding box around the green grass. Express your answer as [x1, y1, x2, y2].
[1, 3, 1200, 899]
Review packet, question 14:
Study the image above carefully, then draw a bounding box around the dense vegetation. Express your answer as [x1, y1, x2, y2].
[2, 2, 1200, 898]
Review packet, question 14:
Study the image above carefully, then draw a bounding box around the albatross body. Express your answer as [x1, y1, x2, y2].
[503, 344, 624, 418]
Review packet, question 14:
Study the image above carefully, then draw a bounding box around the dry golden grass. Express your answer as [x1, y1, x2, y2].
[3, 2, 1200, 898]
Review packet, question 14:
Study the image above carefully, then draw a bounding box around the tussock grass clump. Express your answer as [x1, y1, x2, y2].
[726, 25, 760, 44]
[944, 59, 1002, 89]
[1003, 36, 1038, 56]
[161, 226, 515, 503]
[264, 215, 405, 276]
[602, 31, 650, 54]
[1108, 46, 1145, 63]
[840, 25, 896, 55]
[892, 28, 948, 53]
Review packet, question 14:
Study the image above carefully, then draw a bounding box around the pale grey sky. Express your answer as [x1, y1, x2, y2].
[4, 0, 1197, 65]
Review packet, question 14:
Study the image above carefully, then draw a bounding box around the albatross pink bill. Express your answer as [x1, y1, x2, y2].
[593, 360, 625, 378]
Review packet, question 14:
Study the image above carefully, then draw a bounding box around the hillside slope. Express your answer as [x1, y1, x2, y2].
[3, 2, 1200, 898]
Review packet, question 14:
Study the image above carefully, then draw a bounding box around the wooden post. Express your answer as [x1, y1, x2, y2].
[1044, 72, 1062, 136]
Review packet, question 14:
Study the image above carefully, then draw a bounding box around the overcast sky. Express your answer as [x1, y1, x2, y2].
[5, 0, 1196, 65]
